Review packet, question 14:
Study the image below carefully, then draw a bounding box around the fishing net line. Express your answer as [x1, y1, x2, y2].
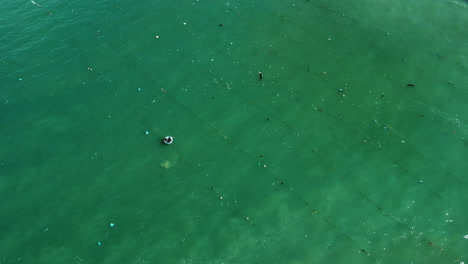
[5, 0, 466, 263]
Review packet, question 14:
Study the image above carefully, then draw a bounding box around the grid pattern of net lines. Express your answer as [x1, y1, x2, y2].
[112, 16, 460, 264]
[35, 0, 466, 262]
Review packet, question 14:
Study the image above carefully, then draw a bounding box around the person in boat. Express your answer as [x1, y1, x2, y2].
[163, 136, 173, 144]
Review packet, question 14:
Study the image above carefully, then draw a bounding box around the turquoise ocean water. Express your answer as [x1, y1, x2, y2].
[1, 0, 467, 263]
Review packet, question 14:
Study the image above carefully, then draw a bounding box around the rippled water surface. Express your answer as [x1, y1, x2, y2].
[0, 0, 467, 263]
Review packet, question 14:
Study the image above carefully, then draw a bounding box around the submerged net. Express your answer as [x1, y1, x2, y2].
[1, 0, 467, 263]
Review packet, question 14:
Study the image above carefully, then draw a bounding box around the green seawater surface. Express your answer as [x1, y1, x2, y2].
[0, 0, 467, 263]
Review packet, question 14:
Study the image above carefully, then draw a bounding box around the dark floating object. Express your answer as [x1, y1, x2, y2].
[407, 84, 415, 87]
[259, 71, 263, 81]
[163, 136, 173, 145]
[219, 23, 223, 27]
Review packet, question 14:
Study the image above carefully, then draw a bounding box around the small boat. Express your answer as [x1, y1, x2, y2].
[163, 136, 173, 145]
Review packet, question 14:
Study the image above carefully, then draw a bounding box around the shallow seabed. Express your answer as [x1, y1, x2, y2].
[0, 0, 467, 263]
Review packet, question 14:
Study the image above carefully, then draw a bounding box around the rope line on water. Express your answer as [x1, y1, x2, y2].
[32, 1, 465, 262]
